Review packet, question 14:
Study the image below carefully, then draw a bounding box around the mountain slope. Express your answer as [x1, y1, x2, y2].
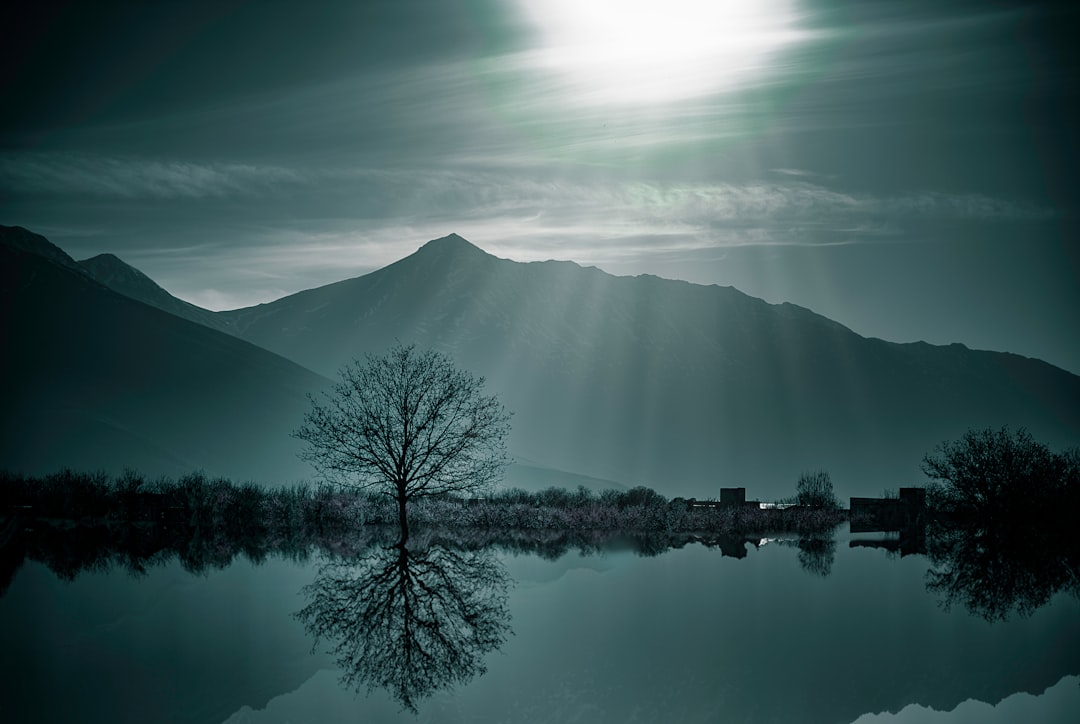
[217, 234, 1080, 498]
[0, 226, 329, 483]
[77, 251, 233, 334]
[0, 224, 85, 271]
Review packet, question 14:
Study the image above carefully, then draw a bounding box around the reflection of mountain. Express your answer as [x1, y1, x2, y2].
[0, 225, 328, 482]
[0, 557, 322, 724]
[217, 234, 1080, 497]
[297, 543, 511, 713]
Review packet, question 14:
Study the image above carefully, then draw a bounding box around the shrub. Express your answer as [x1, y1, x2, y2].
[795, 470, 839, 510]
[922, 426, 1075, 521]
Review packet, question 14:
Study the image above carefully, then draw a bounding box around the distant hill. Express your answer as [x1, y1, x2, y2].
[503, 459, 628, 494]
[0, 225, 329, 484]
[77, 251, 233, 334]
[216, 234, 1080, 499]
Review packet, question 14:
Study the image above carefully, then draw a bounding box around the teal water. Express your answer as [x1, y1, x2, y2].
[1, 526, 1078, 723]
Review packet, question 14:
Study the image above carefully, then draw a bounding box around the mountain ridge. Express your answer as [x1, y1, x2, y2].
[5, 226, 1077, 498]
[0, 224, 85, 272]
[0, 226, 330, 483]
[211, 232, 1080, 497]
[76, 251, 233, 333]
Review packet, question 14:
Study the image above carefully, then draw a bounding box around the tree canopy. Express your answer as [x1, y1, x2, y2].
[795, 470, 839, 510]
[294, 344, 511, 539]
[921, 426, 1077, 520]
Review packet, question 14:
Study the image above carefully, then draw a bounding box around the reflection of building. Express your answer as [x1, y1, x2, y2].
[849, 487, 926, 555]
[691, 533, 751, 558]
[849, 535, 926, 557]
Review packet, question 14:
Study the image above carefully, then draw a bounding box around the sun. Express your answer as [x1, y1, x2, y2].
[517, 0, 801, 105]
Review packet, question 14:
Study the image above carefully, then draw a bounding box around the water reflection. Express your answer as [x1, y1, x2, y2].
[925, 517, 1080, 622]
[8, 500, 1080, 629]
[848, 524, 927, 558]
[763, 535, 837, 577]
[797, 535, 836, 577]
[2, 515, 1079, 723]
[296, 542, 512, 713]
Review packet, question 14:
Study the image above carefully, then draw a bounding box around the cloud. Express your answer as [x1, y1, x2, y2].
[770, 168, 818, 178]
[4, 152, 1050, 229]
[2, 151, 1055, 309]
[0, 153, 306, 199]
[349, 172, 1053, 247]
[145, 171, 1052, 309]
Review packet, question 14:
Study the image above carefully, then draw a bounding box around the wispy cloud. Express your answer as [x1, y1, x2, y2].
[0, 153, 306, 199]
[170, 177, 1054, 308]
[5, 153, 1050, 227]
[3, 151, 1055, 309]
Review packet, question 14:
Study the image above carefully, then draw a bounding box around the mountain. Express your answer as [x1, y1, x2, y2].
[77, 252, 233, 334]
[217, 234, 1080, 499]
[0, 224, 85, 271]
[0, 225, 329, 483]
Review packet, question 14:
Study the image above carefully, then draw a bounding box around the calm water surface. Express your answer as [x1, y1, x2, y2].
[2, 525, 1078, 723]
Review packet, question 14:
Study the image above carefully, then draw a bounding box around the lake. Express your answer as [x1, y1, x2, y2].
[1, 524, 1078, 723]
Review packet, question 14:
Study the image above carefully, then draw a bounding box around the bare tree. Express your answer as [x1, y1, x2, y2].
[795, 470, 839, 510]
[294, 344, 511, 541]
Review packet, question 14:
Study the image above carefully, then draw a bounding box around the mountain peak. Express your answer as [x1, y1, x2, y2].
[73, 251, 232, 334]
[79, 252, 155, 284]
[0, 224, 80, 270]
[416, 233, 486, 256]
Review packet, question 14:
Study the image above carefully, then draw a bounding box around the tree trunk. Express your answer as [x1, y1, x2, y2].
[397, 491, 409, 545]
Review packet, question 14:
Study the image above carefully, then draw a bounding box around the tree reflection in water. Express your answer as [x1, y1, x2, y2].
[296, 542, 512, 713]
[797, 536, 836, 578]
[925, 519, 1080, 622]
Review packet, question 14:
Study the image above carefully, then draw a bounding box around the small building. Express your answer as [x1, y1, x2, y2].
[850, 487, 926, 533]
[720, 487, 746, 506]
[686, 487, 762, 510]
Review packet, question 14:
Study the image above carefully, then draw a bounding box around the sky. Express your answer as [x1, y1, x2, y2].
[1, 0, 1078, 373]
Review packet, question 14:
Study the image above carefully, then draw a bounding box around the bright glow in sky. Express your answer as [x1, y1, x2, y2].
[519, 0, 801, 103]
[1, 0, 1078, 374]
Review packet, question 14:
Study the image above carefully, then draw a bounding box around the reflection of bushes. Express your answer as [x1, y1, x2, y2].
[1, 470, 848, 590]
[0, 469, 367, 581]
[797, 536, 836, 577]
[920, 427, 1080, 621]
[924, 494, 1080, 621]
[771, 535, 838, 577]
[925, 521, 1079, 621]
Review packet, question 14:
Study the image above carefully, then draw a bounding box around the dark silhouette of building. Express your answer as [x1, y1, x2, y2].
[850, 488, 925, 532]
[849, 487, 927, 555]
[720, 487, 746, 506]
